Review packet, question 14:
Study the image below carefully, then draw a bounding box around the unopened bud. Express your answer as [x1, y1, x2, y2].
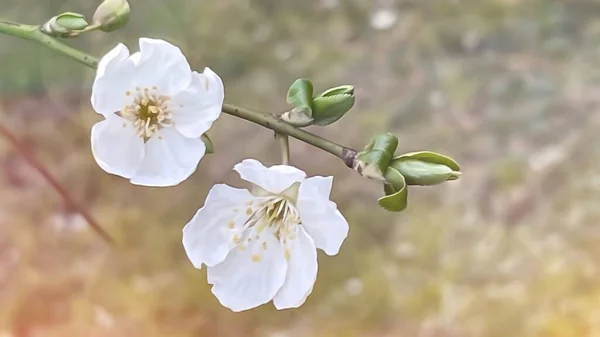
[41, 12, 88, 37]
[93, 0, 130, 32]
[311, 85, 355, 126]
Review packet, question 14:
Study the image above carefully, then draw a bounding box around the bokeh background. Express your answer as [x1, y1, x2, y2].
[1, 0, 600, 336]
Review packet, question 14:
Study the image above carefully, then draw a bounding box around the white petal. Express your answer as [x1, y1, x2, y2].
[207, 226, 287, 312]
[234, 159, 306, 194]
[297, 176, 349, 255]
[171, 68, 224, 138]
[131, 38, 192, 95]
[91, 43, 135, 117]
[91, 116, 144, 179]
[182, 184, 259, 268]
[130, 128, 205, 187]
[273, 225, 318, 310]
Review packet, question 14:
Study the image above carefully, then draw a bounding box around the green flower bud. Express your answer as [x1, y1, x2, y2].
[93, 0, 131, 32]
[378, 166, 408, 212]
[354, 133, 398, 181]
[41, 12, 88, 37]
[391, 151, 460, 186]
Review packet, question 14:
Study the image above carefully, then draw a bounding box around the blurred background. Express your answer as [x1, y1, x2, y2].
[1, 0, 600, 336]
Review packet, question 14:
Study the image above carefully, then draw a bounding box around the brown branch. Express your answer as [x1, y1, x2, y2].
[0, 122, 114, 245]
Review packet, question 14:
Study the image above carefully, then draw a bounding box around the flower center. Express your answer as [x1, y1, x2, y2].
[245, 196, 299, 238]
[263, 197, 300, 240]
[233, 196, 300, 261]
[121, 87, 172, 140]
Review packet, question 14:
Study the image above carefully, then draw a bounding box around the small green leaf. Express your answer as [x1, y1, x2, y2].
[41, 12, 88, 37]
[319, 85, 354, 97]
[355, 151, 389, 180]
[378, 167, 408, 212]
[41, 18, 68, 35]
[363, 133, 398, 155]
[390, 159, 460, 186]
[55, 12, 88, 30]
[393, 151, 460, 171]
[311, 84, 355, 126]
[355, 133, 399, 180]
[286, 79, 314, 118]
[311, 94, 355, 125]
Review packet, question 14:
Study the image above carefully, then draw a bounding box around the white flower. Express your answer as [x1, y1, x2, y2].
[90, 38, 224, 187]
[182, 159, 349, 312]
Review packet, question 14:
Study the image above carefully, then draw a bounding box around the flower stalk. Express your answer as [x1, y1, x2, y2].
[275, 133, 290, 165]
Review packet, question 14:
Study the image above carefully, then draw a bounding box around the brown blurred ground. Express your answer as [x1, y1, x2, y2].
[2, 0, 600, 336]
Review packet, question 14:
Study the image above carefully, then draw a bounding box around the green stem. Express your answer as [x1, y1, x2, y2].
[0, 20, 358, 166]
[0, 21, 98, 68]
[222, 105, 355, 163]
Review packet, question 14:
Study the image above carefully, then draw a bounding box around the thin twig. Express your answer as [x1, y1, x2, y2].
[222, 104, 354, 161]
[0, 122, 114, 245]
[275, 133, 290, 165]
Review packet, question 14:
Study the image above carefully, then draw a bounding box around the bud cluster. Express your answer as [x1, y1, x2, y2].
[354, 134, 461, 212]
[282, 79, 355, 127]
[40, 0, 130, 38]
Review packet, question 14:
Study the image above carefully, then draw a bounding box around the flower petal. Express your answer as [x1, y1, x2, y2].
[234, 159, 306, 194]
[207, 226, 287, 312]
[91, 116, 145, 179]
[273, 225, 318, 310]
[130, 128, 205, 187]
[171, 68, 224, 138]
[182, 184, 259, 268]
[91, 43, 135, 117]
[297, 176, 349, 255]
[131, 38, 192, 95]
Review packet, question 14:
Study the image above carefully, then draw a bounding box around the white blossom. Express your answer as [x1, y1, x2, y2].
[182, 159, 349, 311]
[90, 38, 224, 186]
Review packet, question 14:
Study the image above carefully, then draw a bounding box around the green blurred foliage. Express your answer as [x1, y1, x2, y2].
[2, 0, 600, 336]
